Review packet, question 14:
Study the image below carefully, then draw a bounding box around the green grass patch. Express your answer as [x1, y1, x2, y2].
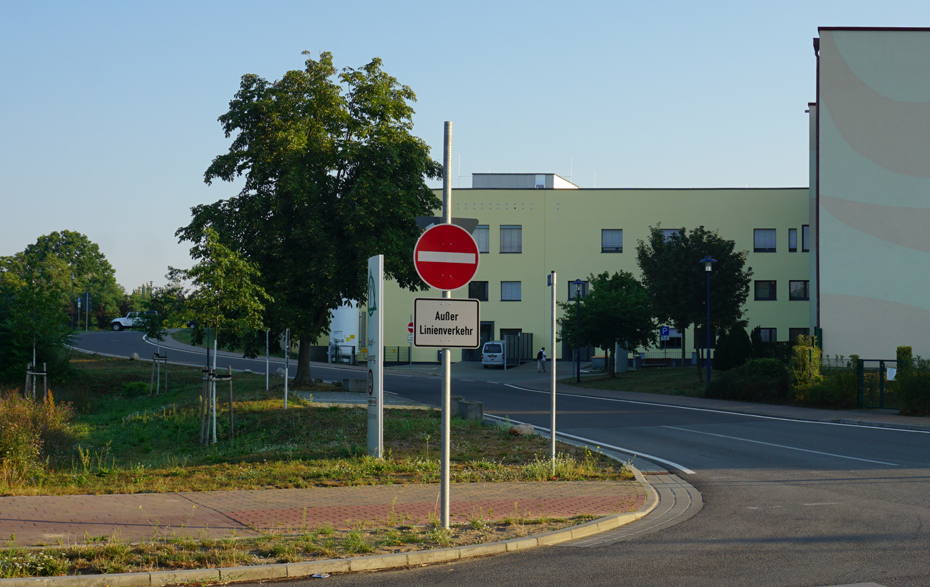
[564, 367, 706, 397]
[0, 354, 631, 496]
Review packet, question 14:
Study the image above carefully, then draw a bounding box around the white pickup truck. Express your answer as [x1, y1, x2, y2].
[110, 311, 156, 331]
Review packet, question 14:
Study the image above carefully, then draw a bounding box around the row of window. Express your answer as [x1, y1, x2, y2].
[467, 280, 591, 302]
[469, 278, 810, 302]
[754, 227, 809, 253]
[474, 225, 811, 255]
[754, 280, 809, 301]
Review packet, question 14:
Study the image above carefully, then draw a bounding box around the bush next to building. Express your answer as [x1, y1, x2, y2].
[713, 325, 752, 372]
[895, 355, 930, 416]
[705, 358, 790, 403]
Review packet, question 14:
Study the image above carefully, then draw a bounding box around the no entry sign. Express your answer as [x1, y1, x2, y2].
[413, 224, 480, 291]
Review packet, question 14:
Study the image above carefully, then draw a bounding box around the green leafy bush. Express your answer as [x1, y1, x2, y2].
[713, 325, 752, 372]
[705, 358, 789, 403]
[896, 356, 930, 416]
[0, 391, 73, 486]
[790, 335, 822, 388]
[795, 368, 857, 409]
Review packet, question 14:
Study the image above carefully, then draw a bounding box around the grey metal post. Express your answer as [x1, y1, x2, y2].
[550, 270, 557, 473]
[265, 329, 269, 391]
[440, 121, 452, 529]
[284, 329, 290, 409]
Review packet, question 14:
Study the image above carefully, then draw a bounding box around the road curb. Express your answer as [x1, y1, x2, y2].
[0, 472, 658, 587]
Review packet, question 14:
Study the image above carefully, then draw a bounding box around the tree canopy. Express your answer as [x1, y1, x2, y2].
[177, 52, 442, 383]
[0, 253, 73, 380]
[18, 230, 124, 319]
[182, 228, 270, 346]
[558, 271, 656, 376]
[636, 225, 753, 366]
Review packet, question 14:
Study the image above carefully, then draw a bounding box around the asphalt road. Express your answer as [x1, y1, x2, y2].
[73, 332, 930, 586]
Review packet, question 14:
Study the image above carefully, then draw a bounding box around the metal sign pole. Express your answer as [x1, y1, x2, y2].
[440, 121, 452, 529]
[550, 270, 557, 473]
[367, 255, 384, 458]
[284, 329, 290, 409]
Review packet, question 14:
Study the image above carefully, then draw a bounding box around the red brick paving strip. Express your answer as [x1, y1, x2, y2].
[0, 481, 644, 546]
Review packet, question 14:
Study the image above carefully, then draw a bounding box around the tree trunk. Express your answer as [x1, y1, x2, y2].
[608, 345, 615, 378]
[293, 339, 315, 385]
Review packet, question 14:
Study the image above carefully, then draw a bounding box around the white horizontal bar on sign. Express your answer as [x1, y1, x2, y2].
[417, 251, 476, 264]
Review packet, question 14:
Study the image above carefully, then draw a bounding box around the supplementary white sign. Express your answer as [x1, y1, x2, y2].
[414, 298, 480, 348]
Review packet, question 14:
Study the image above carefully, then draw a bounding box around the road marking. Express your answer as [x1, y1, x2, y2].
[662, 426, 901, 466]
[502, 384, 930, 435]
[483, 414, 696, 475]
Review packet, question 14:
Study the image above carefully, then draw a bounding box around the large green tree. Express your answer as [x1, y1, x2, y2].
[558, 271, 656, 376]
[636, 225, 753, 376]
[177, 52, 442, 384]
[18, 230, 124, 323]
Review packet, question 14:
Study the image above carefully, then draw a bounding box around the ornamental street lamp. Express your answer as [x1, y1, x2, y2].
[572, 279, 585, 383]
[70, 273, 75, 330]
[700, 256, 717, 382]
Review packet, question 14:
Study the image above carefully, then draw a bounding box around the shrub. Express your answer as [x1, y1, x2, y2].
[706, 358, 790, 403]
[896, 356, 930, 416]
[897, 346, 913, 378]
[790, 335, 822, 388]
[713, 325, 752, 372]
[795, 369, 857, 409]
[0, 391, 73, 485]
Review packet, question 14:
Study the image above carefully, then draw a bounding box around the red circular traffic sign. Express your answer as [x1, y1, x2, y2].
[413, 224, 480, 291]
[407, 322, 414, 333]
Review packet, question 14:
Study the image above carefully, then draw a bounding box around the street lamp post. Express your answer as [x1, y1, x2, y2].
[70, 273, 75, 330]
[572, 279, 584, 384]
[700, 256, 717, 382]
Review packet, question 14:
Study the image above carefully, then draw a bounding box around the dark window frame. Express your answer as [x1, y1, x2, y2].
[601, 229, 623, 253]
[500, 225, 522, 254]
[501, 281, 522, 301]
[754, 228, 777, 253]
[754, 280, 777, 301]
[468, 281, 489, 302]
[789, 280, 809, 301]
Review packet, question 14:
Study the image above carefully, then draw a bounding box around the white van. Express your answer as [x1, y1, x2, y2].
[481, 341, 505, 368]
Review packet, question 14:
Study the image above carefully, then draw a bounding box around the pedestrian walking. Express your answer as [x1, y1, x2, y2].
[537, 347, 546, 373]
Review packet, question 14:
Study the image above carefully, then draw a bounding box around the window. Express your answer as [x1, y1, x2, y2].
[501, 281, 521, 301]
[500, 225, 522, 253]
[789, 328, 809, 342]
[802, 225, 810, 252]
[601, 229, 623, 253]
[568, 280, 589, 300]
[661, 228, 681, 241]
[754, 229, 776, 252]
[789, 280, 809, 301]
[468, 281, 488, 301]
[788, 228, 798, 253]
[754, 280, 777, 301]
[758, 328, 777, 343]
[473, 225, 489, 254]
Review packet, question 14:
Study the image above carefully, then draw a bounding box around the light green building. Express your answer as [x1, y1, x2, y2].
[360, 173, 811, 363]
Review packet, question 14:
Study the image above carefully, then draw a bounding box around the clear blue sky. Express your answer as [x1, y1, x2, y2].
[2, 0, 928, 290]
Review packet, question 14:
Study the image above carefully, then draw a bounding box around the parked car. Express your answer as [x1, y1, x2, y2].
[110, 310, 156, 331]
[481, 341, 505, 368]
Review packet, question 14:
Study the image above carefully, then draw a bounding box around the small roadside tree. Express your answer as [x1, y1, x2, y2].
[0, 256, 73, 382]
[636, 225, 753, 380]
[558, 271, 656, 376]
[180, 228, 271, 444]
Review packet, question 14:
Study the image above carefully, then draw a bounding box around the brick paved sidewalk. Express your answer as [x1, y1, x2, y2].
[0, 481, 645, 547]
